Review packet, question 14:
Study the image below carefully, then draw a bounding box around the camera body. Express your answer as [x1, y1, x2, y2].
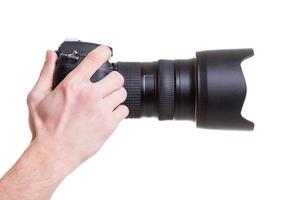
[54, 41, 113, 87]
[53, 40, 254, 130]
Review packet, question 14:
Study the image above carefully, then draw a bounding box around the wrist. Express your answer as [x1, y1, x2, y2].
[0, 137, 78, 200]
[31, 136, 80, 178]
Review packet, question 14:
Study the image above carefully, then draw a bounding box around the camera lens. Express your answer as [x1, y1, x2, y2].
[116, 58, 195, 120]
[53, 41, 254, 130]
[116, 49, 254, 130]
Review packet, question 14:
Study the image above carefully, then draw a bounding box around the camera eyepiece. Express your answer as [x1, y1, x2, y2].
[53, 41, 254, 130]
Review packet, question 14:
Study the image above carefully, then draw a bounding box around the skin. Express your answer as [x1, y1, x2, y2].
[0, 45, 128, 200]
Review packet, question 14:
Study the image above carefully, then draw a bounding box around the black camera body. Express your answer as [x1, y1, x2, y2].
[53, 40, 254, 130]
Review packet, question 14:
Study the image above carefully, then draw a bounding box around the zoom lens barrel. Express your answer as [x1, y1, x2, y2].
[117, 59, 196, 121]
[53, 41, 254, 130]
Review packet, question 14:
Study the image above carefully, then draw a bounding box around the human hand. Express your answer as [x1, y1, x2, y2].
[0, 45, 128, 200]
[28, 45, 128, 168]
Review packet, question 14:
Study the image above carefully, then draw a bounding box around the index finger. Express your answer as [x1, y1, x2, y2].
[68, 45, 112, 82]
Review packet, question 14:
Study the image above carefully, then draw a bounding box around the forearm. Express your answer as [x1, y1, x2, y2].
[0, 139, 76, 200]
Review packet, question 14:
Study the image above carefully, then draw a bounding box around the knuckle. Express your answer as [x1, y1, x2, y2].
[61, 81, 93, 104]
[60, 80, 79, 100]
[115, 105, 129, 119]
[27, 91, 39, 105]
[77, 87, 92, 102]
[111, 71, 125, 86]
[61, 80, 76, 92]
[122, 105, 130, 116]
[114, 108, 128, 121]
[120, 87, 127, 98]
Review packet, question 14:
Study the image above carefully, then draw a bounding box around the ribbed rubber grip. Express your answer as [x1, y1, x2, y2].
[117, 62, 142, 118]
[158, 60, 175, 120]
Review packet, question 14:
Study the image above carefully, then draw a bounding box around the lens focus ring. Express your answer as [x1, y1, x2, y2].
[158, 60, 175, 120]
[117, 62, 142, 118]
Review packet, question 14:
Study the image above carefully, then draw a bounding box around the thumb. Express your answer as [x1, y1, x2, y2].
[33, 50, 57, 94]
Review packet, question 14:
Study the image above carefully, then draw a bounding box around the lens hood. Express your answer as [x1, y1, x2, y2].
[196, 49, 254, 130]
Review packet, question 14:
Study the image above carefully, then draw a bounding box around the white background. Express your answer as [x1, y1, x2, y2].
[0, 0, 300, 199]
